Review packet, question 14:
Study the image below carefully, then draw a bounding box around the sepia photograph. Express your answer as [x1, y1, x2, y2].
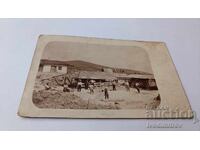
[18, 35, 192, 118]
[32, 41, 161, 110]
[0, 1, 199, 147]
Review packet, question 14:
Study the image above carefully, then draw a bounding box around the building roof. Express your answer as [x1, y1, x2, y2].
[114, 73, 155, 79]
[127, 74, 154, 79]
[76, 71, 154, 80]
[40, 59, 68, 66]
[113, 73, 129, 79]
[77, 71, 117, 80]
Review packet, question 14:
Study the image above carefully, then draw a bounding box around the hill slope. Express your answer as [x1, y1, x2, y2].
[40, 59, 152, 75]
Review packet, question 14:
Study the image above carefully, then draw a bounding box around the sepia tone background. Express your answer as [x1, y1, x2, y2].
[43, 42, 153, 73]
[0, 19, 200, 130]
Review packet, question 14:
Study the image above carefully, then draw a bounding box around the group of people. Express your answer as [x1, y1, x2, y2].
[44, 78, 141, 100]
[76, 80, 95, 94]
[112, 80, 140, 93]
[104, 80, 141, 99]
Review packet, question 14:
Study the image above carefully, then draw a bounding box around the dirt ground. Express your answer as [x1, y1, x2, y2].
[73, 88, 160, 109]
[32, 72, 160, 110]
[33, 89, 118, 109]
[33, 86, 160, 110]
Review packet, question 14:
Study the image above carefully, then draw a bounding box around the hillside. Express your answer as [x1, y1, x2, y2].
[40, 59, 152, 75]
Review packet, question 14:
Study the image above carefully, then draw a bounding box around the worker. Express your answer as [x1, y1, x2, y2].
[63, 83, 70, 92]
[104, 88, 109, 99]
[89, 84, 94, 94]
[125, 80, 130, 91]
[85, 80, 89, 89]
[77, 80, 82, 92]
[112, 81, 116, 91]
[135, 82, 140, 93]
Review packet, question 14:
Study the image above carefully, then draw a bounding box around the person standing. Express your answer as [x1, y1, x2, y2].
[77, 80, 82, 92]
[89, 84, 94, 94]
[85, 80, 89, 89]
[104, 87, 109, 99]
[125, 80, 130, 91]
[135, 82, 140, 93]
[112, 81, 116, 91]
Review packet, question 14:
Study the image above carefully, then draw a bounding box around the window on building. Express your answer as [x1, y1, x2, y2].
[38, 64, 43, 72]
[51, 65, 56, 72]
[58, 66, 62, 70]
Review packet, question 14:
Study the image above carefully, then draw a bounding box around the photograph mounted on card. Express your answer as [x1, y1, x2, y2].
[18, 35, 193, 118]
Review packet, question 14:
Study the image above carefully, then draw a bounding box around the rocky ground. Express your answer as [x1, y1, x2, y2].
[32, 72, 160, 110]
[32, 87, 160, 110]
[32, 89, 118, 109]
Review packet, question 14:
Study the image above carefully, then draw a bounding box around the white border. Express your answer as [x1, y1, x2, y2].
[0, 132, 199, 150]
[0, 0, 199, 18]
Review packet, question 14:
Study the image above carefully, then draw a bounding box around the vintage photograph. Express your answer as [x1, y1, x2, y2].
[32, 41, 161, 110]
[18, 35, 192, 118]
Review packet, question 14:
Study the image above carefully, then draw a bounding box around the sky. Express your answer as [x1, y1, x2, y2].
[42, 41, 153, 74]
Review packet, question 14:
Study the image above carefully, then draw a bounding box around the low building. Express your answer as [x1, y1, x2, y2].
[127, 74, 157, 90]
[76, 71, 117, 82]
[38, 60, 68, 73]
[102, 68, 113, 73]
